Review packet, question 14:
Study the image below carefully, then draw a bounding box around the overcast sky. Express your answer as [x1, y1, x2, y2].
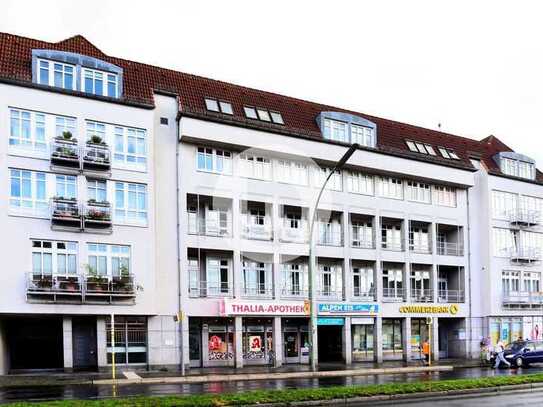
[2, 0, 543, 164]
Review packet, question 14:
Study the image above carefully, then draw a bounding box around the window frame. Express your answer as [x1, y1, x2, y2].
[9, 169, 48, 217]
[114, 182, 148, 226]
[196, 146, 232, 175]
[36, 58, 76, 90]
[32, 239, 78, 277]
[113, 124, 147, 170]
[83, 67, 119, 98]
[87, 243, 131, 278]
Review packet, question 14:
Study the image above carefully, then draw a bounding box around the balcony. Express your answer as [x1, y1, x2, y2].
[437, 242, 464, 256]
[241, 285, 274, 299]
[510, 247, 541, 265]
[83, 200, 112, 232]
[317, 287, 343, 300]
[438, 289, 465, 303]
[82, 142, 111, 173]
[352, 287, 376, 301]
[503, 292, 543, 308]
[280, 220, 308, 243]
[26, 273, 136, 304]
[50, 197, 81, 230]
[241, 218, 273, 241]
[281, 286, 309, 299]
[383, 288, 406, 302]
[187, 194, 232, 238]
[189, 281, 232, 298]
[50, 138, 79, 170]
[409, 221, 431, 254]
[508, 209, 541, 227]
[381, 237, 403, 252]
[410, 288, 434, 303]
[317, 228, 343, 247]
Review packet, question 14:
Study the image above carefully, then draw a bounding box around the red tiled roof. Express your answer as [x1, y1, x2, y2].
[0, 32, 540, 181]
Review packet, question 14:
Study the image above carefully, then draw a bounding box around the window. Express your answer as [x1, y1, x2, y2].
[493, 228, 516, 257]
[501, 157, 535, 180]
[55, 116, 77, 139]
[160, 117, 169, 125]
[114, 126, 147, 168]
[257, 109, 271, 122]
[406, 181, 431, 203]
[314, 167, 342, 191]
[37, 59, 75, 90]
[323, 119, 347, 143]
[196, 147, 232, 174]
[270, 111, 284, 124]
[107, 74, 118, 98]
[346, 171, 374, 195]
[351, 124, 374, 147]
[318, 265, 342, 296]
[276, 159, 308, 185]
[84, 69, 104, 96]
[114, 182, 148, 225]
[520, 195, 543, 216]
[352, 266, 374, 297]
[239, 153, 272, 180]
[282, 263, 308, 296]
[55, 175, 77, 199]
[205, 98, 233, 114]
[406, 141, 437, 155]
[205, 99, 219, 112]
[9, 109, 46, 151]
[86, 121, 106, 142]
[88, 243, 130, 277]
[352, 221, 373, 248]
[433, 185, 457, 207]
[492, 190, 517, 220]
[9, 169, 47, 215]
[524, 272, 541, 293]
[406, 140, 418, 152]
[438, 147, 460, 160]
[207, 258, 230, 295]
[502, 271, 520, 294]
[242, 260, 271, 296]
[106, 316, 147, 364]
[382, 268, 403, 298]
[219, 101, 233, 115]
[32, 240, 77, 276]
[88, 179, 107, 202]
[377, 177, 403, 200]
[244, 106, 258, 119]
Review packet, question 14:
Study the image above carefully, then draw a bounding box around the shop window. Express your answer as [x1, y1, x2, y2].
[382, 319, 403, 355]
[352, 323, 374, 361]
[106, 316, 147, 364]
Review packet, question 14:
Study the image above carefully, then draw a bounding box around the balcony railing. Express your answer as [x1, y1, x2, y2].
[438, 289, 465, 303]
[410, 288, 434, 302]
[280, 286, 309, 298]
[381, 238, 404, 251]
[189, 281, 232, 298]
[503, 291, 543, 308]
[352, 287, 376, 301]
[382, 287, 406, 302]
[187, 215, 231, 237]
[508, 209, 541, 227]
[241, 218, 273, 240]
[409, 239, 432, 254]
[280, 221, 308, 243]
[50, 139, 79, 168]
[437, 241, 464, 256]
[509, 247, 541, 264]
[317, 229, 343, 246]
[241, 285, 274, 299]
[317, 287, 343, 300]
[26, 273, 136, 303]
[82, 143, 111, 171]
[83, 201, 112, 230]
[51, 198, 81, 229]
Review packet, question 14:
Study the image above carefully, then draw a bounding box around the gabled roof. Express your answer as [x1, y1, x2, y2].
[0, 32, 540, 182]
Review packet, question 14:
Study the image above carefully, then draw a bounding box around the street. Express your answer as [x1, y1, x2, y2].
[1, 366, 542, 404]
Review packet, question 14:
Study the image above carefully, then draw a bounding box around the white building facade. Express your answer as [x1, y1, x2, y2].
[0, 32, 542, 373]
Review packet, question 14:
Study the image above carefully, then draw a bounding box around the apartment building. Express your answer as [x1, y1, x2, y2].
[0, 32, 541, 373]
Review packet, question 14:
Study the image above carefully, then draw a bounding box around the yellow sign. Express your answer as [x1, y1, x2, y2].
[399, 304, 459, 315]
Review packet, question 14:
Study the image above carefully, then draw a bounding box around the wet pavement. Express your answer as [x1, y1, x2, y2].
[1, 366, 542, 404]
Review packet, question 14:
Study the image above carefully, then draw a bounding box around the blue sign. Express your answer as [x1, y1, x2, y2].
[318, 303, 379, 315]
[317, 317, 345, 326]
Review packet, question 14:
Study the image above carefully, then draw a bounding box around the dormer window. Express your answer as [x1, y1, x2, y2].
[32, 50, 123, 99]
[317, 112, 376, 148]
[500, 156, 536, 180]
[205, 98, 233, 114]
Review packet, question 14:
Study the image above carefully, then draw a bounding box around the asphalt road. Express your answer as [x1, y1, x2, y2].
[1, 366, 543, 403]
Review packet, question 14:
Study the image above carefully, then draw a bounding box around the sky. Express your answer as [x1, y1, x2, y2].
[2, 0, 543, 164]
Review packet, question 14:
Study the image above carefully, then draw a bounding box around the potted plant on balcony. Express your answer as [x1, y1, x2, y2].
[84, 136, 109, 164]
[58, 275, 79, 291]
[34, 274, 53, 290]
[85, 265, 109, 292]
[112, 265, 132, 292]
[52, 196, 79, 219]
[85, 204, 111, 222]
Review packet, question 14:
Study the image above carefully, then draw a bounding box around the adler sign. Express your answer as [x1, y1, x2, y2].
[222, 299, 310, 316]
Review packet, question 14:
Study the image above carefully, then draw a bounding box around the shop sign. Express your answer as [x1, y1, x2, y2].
[318, 303, 379, 315]
[223, 299, 310, 316]
[317, 317, 345, 326]
[351, 317, 374, 325]
[398, 304, 459, 315]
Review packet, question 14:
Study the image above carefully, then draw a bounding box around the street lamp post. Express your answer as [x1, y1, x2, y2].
[308, 143, 359, 371]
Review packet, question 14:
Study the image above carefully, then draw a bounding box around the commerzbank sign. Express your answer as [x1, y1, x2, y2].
[399, 304, 459, 315]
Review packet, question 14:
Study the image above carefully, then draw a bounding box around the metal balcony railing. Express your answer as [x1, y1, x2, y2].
[382, 287, 406, 302]
[381, 238, 404, 251]
[438, 289, 465, 303]
[280, 286, 309, 298]
[50, 198, 81, 228]
[410, 288, 434, 302]
[352, 287, 376, 300]
[50, 139, 79, 167]
[83, 201, 112, 228]
[351, 227, 374, 249]
[188, 281, 232, 298]
[241, 218, 273, 240]
[317, 287, 343, 300]
[280, 220, 308, 243]
[437, 241, 464, 256]
[241, 285, 274, 299]
[508, 209, 541, 227]
[509, 247, 541, 264]
[317, 228, 343, 246]
[409, 239, 432, 254]
[187, 215, 232, 237]
[82, 143, 111, 170]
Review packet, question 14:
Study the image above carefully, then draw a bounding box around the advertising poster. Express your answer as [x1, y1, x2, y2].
[249, 335, 262, 352]
[490, 322, 500, 345]
[512, 321, 522, 342]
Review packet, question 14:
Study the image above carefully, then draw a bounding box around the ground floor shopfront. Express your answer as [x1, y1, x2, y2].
[486, 316, 543, 345]
[0, 314, 178, 374]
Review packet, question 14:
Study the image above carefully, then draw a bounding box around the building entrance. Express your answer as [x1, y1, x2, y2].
[72, 317, 98, 371]
[317, 325, 343, 362]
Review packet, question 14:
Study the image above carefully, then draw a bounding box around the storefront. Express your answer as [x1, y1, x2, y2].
[242, 318, 273, 365]
[523, 316, 543, 341]
[410, 318, 429, 360]
[283, 318, 309, 364]
[199, 318, 235, 367]
[489, 317, 523, 345]
[352, 317, 374, 361]
[382, 318, 403, 359]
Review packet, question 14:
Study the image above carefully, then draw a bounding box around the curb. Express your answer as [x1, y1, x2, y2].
[92, 365, 453, 386]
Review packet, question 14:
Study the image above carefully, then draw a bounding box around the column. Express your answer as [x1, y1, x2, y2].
[343, 258, 352, 302]
[431, 318, 439, 362]
[374, 316, 383, 363]
[181, 313, 190, 372]
[0, 321, 7, 374]
[235, 316, 243, 369]
[273, 252, 281, 299]
[233, 250, 242, 298]
[432, 264, 439, 303]
[62, 316, 73, 372]
[343, 317, 352, 365]
[96, 317, 107, 370]
[402, 317, 412, 362]
[273, 317, 283, 367]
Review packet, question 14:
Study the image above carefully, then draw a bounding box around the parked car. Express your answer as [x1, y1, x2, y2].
[502, 340, 543, 368]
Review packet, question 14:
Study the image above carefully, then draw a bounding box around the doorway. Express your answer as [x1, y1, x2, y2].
[318, 326, 343, 362]
[72, 317, 98, 371]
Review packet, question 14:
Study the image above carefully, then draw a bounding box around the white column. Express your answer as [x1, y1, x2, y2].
[235, 316, 243, 368]
[96, 317, 107, 369]
[343, 317, 352, 365]
[431, 318, 439, 362]
[233, 250, 242, 298]
[374, 316, 383, 363]
[181, 313, 190, 372]
[62, 316, 73, 372]
[273, 317, 283, 367]
[273, 252, 281, 300]
[402, 317, 412, 361]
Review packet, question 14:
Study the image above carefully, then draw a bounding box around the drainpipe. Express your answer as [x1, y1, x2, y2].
[466, 188, 473, 359]
[175, 109, 185, 376]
